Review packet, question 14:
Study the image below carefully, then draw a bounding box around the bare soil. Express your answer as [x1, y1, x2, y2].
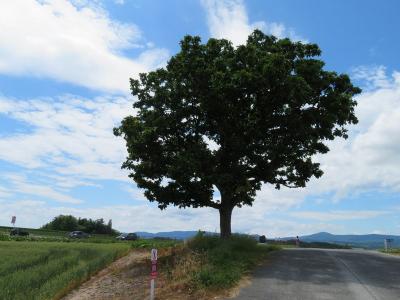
[62, 250, 150, 300]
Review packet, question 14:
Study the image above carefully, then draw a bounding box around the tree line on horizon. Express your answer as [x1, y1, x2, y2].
[41, 215, 117, 235]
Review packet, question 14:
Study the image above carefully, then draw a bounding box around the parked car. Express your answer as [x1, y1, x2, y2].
[116, 233, 138, 241]
[10, 228, 29, 236]
[259, 235, 267, 243]
[68, 231, 90, 238]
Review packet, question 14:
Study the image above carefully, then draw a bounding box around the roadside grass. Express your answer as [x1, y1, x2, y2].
[159, 233, 280, 298]
[131, 238, 181, 249]
[267, 240, 352, 249]
[380, 248, 400, 256]
[0, 241, 130, 300]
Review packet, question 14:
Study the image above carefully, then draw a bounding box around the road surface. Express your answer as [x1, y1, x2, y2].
[232, 248, 400, 300]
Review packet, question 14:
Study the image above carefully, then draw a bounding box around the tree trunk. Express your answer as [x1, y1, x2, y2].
[219, 205, 233, 239]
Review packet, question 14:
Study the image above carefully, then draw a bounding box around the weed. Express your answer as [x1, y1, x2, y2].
[159, 233, 280, 295]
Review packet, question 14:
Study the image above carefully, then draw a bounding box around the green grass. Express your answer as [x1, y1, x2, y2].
[0, 226, 121, 243]
[380, 248, 400, 255]
[0, 226, 68, 238]
[130, 238, 181, 249]
[267, 240, 351, 249]
[185, 234, 279, 289]
[0, 241, 130, 300]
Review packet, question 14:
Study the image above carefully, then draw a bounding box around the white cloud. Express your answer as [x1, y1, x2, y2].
[0, 186, 11, 198]
[200, 0, 302, 46]
[288, 210, 390, 222]
[18, 183, 82, 204]
[36, 172, 100, 189]
[0, 95, 130, 181]
[352, 65, 395, 91]
[2, 173, 83, 204]
[124, 186, 148, 201]
[309, 67, 400, 196]
[0, 0, 169, 93]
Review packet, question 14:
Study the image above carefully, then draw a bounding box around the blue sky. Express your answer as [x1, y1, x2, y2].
[0, 0, 399, 237]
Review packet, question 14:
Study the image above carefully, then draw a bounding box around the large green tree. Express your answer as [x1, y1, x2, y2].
[114, 30, 360, 238]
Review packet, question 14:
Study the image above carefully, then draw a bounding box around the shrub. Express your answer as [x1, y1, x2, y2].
[185, 233, 277, 289]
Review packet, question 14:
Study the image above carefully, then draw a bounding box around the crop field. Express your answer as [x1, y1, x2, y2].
[0, 226, 119, 243]
[0, 241, 130, 300]
[0, 226, 68, 237]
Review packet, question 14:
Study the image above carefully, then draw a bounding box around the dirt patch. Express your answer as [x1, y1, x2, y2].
[62, 250, 150, 300]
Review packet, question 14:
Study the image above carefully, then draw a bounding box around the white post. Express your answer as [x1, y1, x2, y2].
[150, 278, 155, 300]
[150, 248, 157, 300]
[384, 239, 388, 252]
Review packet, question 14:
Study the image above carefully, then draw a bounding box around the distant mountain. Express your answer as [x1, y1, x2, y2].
[134, 230, 400, 249]
[297, 232, 400, 249]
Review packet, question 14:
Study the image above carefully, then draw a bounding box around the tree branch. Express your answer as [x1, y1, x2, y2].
[207, 201, 221, 209]
[280, 183, 300, 189]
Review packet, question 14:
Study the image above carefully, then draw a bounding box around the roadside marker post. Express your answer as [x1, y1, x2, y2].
[150, 248, 158, 300]
[384, 238, 393, 252]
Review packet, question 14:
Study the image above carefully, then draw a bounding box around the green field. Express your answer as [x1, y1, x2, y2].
[0, 241, 130, 300]
[0, 226, 68, 237]
[0, 226, 118, 243]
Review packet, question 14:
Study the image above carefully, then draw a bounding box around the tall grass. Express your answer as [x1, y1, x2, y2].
[188, 234, 279, 288]
[0, 241, 129, 300]
[161, 233, 280, 292]
[130, 238, 180, 249]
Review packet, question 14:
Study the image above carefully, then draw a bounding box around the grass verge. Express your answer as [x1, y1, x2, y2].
[380, 248, 400, 256]
[131, 238, 181, 249]
[158, 233, 280, 298]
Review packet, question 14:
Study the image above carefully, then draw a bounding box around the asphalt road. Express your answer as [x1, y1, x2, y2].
[232, 248, 400, 300]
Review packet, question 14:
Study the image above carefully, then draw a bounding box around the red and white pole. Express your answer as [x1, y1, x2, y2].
[150, 248, 158, 300]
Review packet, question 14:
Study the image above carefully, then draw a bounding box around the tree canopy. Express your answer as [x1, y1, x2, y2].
[41, 215, 117, 235]
[114, 30, 360, 238]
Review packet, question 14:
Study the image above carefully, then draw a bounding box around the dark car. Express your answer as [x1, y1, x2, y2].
[10, 228, 29, 236]
[69, 231, 90, 238]
[259, 235, 267, 243]
[116, 233, 138, 241]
